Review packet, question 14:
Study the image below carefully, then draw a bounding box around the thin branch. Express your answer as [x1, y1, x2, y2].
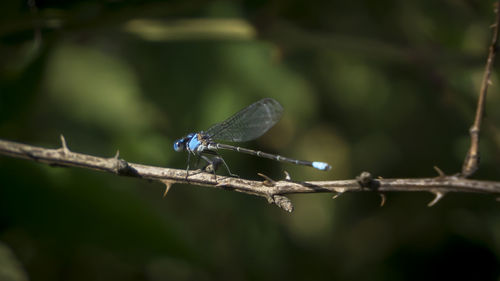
[27, 0, 42, 52]
[1, 138, 499, 212]
[462, 1, 500, 177]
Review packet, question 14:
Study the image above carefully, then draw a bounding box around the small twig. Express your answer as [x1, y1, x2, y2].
[462, 1, 500, 177]
[27, 0, 42, 52]
[271, 195, 294, 212]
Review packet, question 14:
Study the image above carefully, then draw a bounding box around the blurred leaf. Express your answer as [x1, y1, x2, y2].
[0, 241, 28, 281]
[124, 18, 256, 41]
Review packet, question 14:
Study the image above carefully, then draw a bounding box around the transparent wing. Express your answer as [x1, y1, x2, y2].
[205, 98, 284, 142]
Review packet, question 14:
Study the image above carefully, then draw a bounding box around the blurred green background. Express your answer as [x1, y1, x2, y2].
[1, 0, 500, 280]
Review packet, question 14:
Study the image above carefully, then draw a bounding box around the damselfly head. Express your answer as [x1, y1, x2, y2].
[173, 138, 187, 152]
[173, 133, 196, 152]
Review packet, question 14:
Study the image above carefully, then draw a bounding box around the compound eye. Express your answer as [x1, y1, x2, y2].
[173, 140, 185, 152]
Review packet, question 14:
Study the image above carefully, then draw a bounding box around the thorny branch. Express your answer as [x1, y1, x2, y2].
[1, 137, 499, 212]
[462, 0, 500, 177]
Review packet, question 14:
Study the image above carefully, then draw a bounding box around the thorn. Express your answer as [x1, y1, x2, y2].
[332, 192, 343, 199]
[59, 134, 70, 154]
[490, 23, 498, 28]
[496, 197, 500, 202]
[487, 79, 493, 85]
[283, 170, 291, 181]
[161, 180, 174, 197]
[114, 150, 120, 159]
[379, 193, 386, 207]
[257, 173, 276, 186]
[428, 191, 445, 207]
[433, 166, 445, 177]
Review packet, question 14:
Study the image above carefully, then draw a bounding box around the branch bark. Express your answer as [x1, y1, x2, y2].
[462, 0, 500, 177]
[1, 137, 499, 212]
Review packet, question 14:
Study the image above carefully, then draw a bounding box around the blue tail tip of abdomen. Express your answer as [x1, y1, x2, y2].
[312, 161, 332, 171]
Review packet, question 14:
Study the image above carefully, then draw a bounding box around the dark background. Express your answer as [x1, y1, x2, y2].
[1, 0, 500, 280]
